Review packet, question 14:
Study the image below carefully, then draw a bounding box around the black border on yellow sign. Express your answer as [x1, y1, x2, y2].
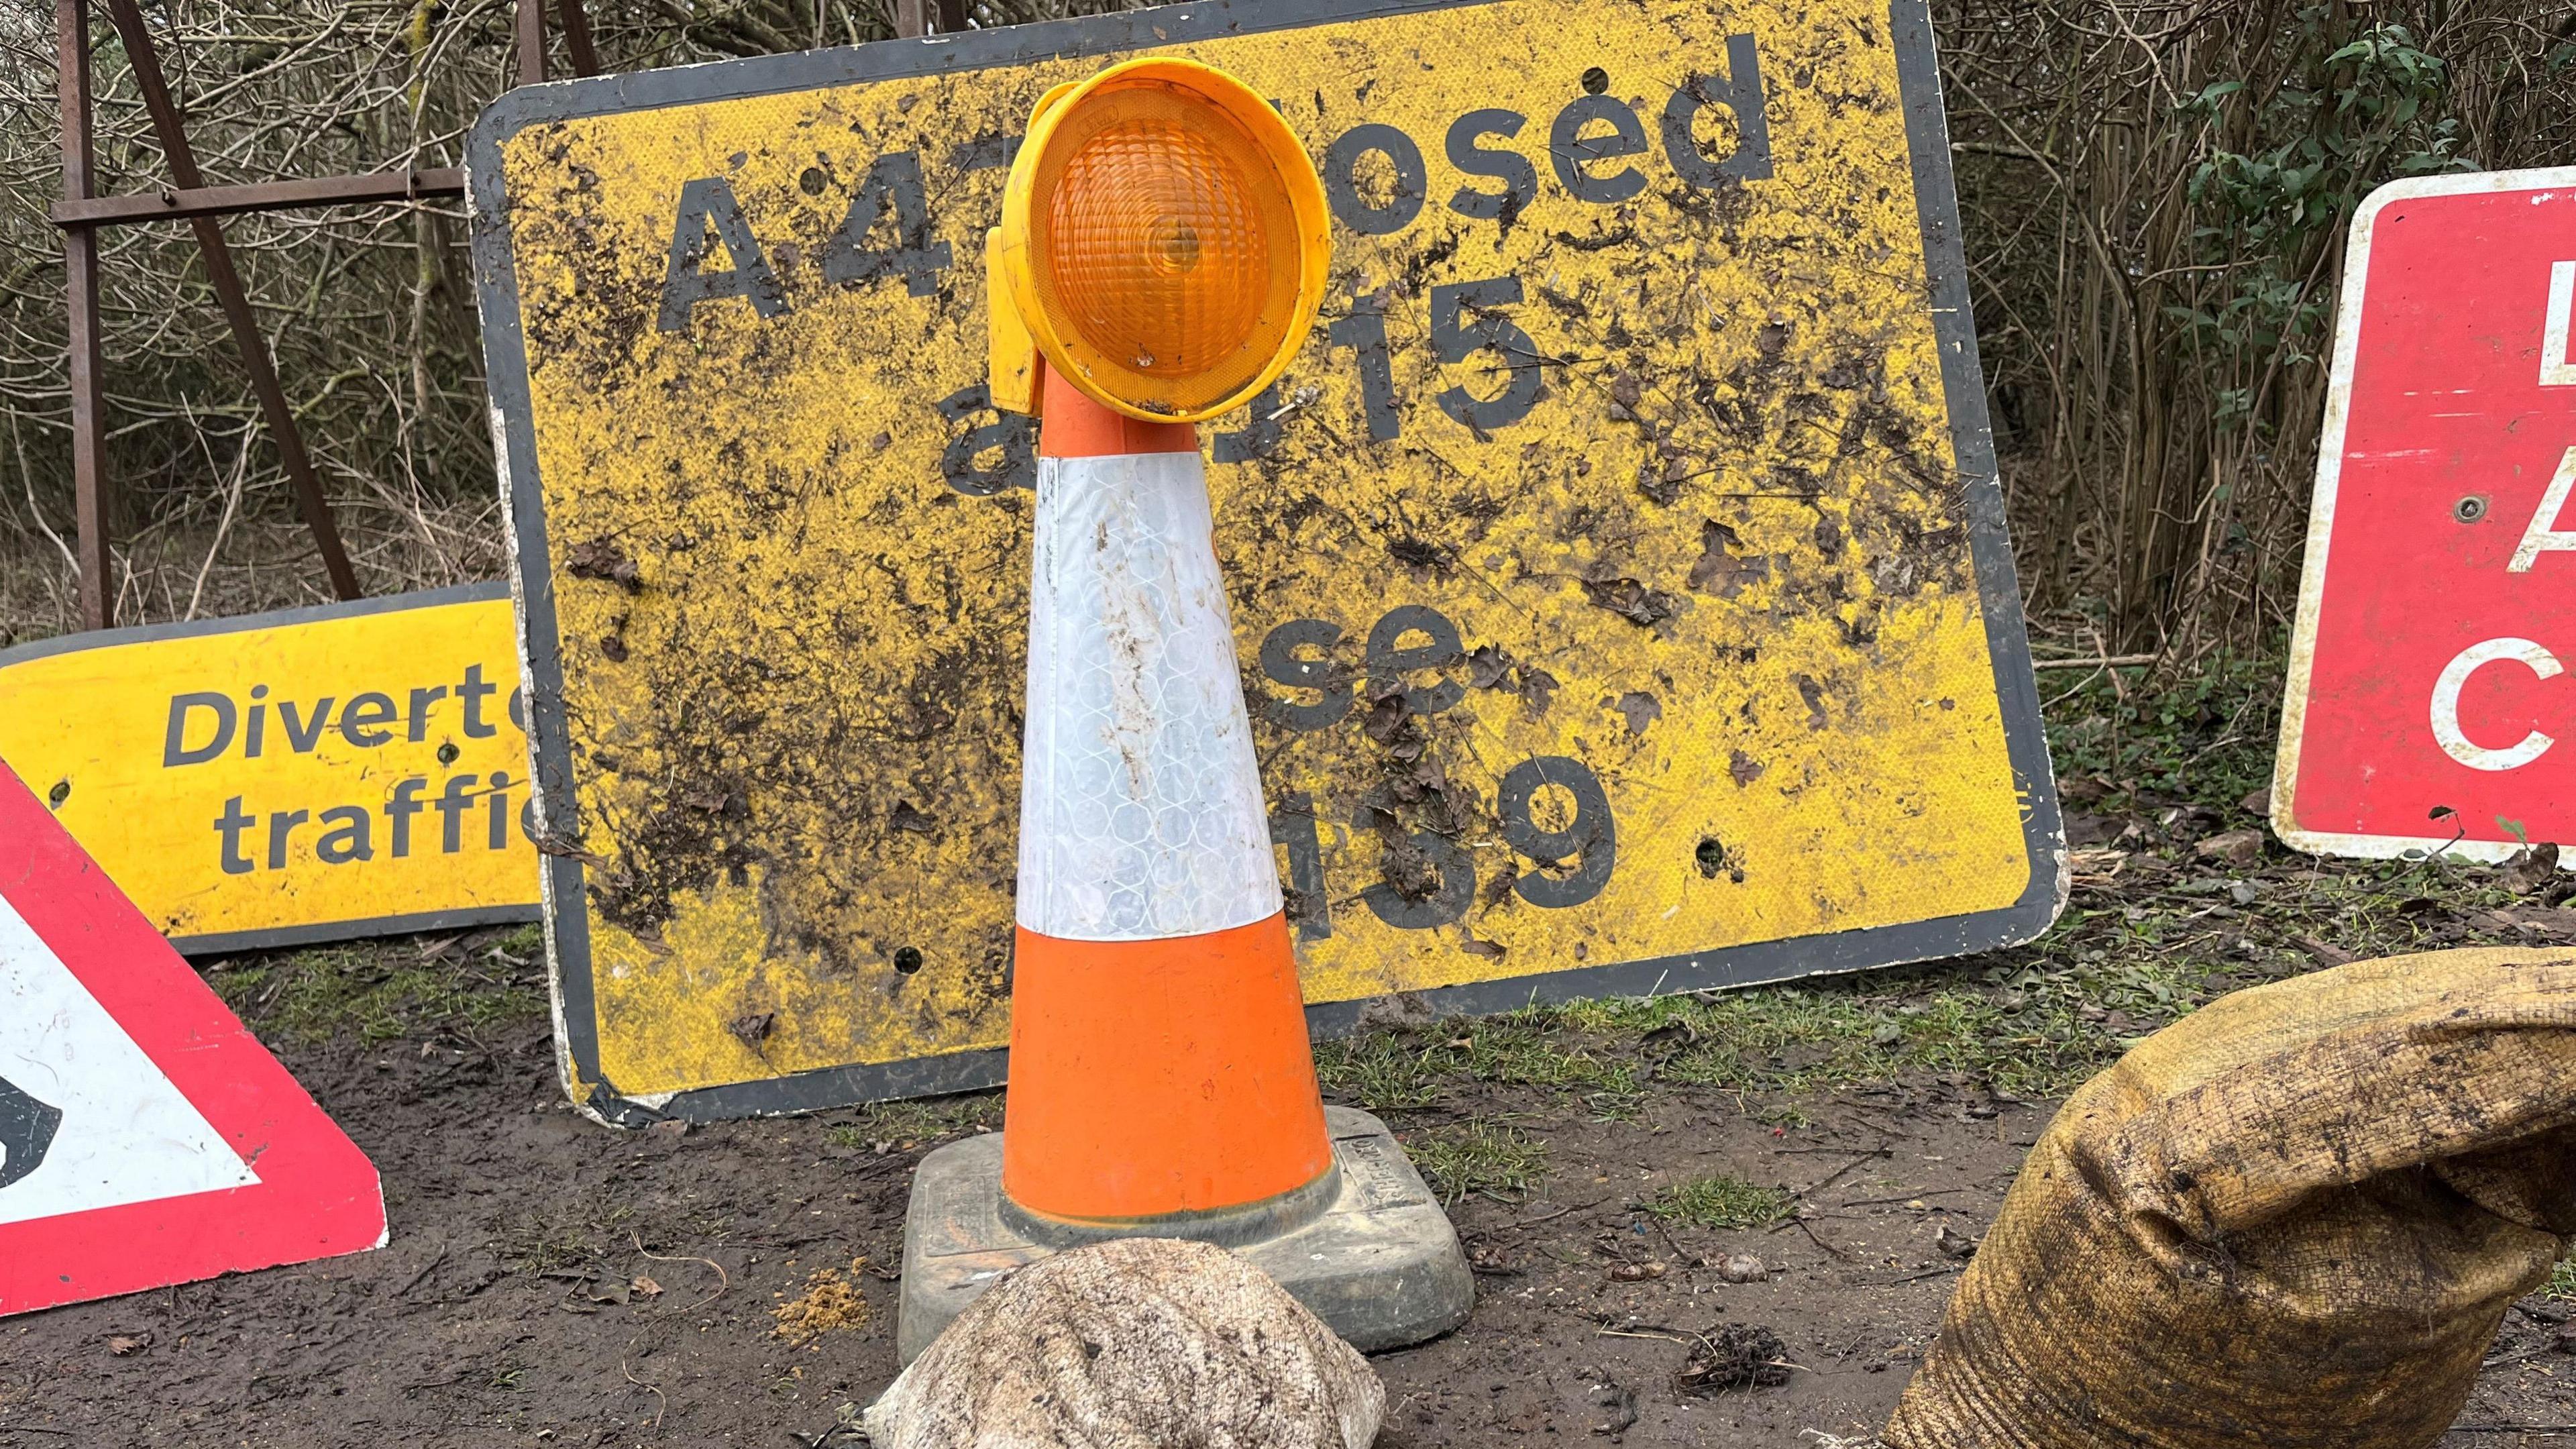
[0, 582, 543, 957]
[470, 0, 2065, 1125]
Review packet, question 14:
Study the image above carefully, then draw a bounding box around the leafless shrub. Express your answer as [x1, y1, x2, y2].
[1946, 0, 2576, 659]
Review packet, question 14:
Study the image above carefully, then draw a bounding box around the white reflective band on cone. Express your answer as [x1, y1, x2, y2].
[1017, 450, 1284, 942]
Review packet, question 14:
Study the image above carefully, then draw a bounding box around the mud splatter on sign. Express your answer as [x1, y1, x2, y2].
[470, 0, 2063, 1122]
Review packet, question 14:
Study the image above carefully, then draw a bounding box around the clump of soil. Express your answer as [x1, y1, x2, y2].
[1675, 1324, 1793, 1394]
[773, 1259, 873, 1346]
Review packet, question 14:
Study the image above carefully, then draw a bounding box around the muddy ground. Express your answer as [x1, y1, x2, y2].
[10, 723, 2576, 1446]
[4, 987, 2020, 1449]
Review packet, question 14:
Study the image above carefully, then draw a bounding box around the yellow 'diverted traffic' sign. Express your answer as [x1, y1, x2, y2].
[0, 586, 541, 952]
[470, 0, 2064, 1122]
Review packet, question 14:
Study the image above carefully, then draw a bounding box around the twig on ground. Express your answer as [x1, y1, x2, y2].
[1844, 1188, 1973, 1208]
[392, 1242, 447, 1298]
[621, 1357, 667, 1428]
[1487, 1195, 1611, 1232]
[1794, 1146, 1894, 1197]
[633, 1230, 729, 1311]
[1775, 1215, 1858, 1263]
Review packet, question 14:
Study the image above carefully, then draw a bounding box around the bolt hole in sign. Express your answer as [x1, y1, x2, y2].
[0, 760, 384, 1316]
[2275, 168, 2576, 863]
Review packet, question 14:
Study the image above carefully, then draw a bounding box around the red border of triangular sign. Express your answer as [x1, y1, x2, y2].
[0, 759, 385, 1315]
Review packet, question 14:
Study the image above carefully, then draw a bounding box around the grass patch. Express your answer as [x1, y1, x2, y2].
[1316, 1010, 1638, 1111]
[1406, 1120, 1548, 1205]
[1313, 1032, 1444, 1112]
[822, 1093, 1002, 1151]
[490, 1197, 639, 1274]
[1554, 966, 2167, 1102]
[2550, 1256, 2576, 1301]
[212, 924, 546, 1044]
[1646, 1173, 1793, 1229]
[1319, 831, 2560, 1114]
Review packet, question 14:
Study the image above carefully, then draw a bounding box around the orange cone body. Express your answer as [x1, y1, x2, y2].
[1000, 366, 1334, 1232]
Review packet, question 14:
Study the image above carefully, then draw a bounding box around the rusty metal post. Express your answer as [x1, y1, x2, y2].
[516, 0, 547, 86]
[57, 0, 112, 629]
[99, 0, 363, 602]
[555, 0, 599, 76]
[896, 0, 967, 37]
[896, 0, 969, 36]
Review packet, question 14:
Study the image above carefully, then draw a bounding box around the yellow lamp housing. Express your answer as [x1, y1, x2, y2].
[988, 58, 1331, 424]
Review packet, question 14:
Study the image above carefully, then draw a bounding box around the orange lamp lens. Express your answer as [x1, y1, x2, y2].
[1026, 80, 1304, 417]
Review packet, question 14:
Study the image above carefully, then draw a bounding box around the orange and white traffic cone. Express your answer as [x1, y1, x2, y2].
[998, 364, 1338, 1244]
[893, 52, 1470, 1366]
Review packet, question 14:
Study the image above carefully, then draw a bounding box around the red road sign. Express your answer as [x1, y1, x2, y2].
[2276, 168, 2576, 863]
[0, 760, 384, 1316]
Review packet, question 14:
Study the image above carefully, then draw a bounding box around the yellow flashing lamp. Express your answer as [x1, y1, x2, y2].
[987, 58, 1330, 423]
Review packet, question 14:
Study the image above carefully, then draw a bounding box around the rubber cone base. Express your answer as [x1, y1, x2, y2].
[894, 1106, 1473, 1364]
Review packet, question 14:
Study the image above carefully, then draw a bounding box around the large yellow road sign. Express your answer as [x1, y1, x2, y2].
[0, 586, 541, 952]
[472, 0, 2064, 1123]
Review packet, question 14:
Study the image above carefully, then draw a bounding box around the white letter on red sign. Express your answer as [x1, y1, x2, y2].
[2430, 637, 2561, 772]
[2546, 262, 2576, 388]
[2508, 446, 2576, 574]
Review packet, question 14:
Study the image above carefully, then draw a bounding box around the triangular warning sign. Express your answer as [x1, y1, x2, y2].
[0, 760, 384, 1315]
